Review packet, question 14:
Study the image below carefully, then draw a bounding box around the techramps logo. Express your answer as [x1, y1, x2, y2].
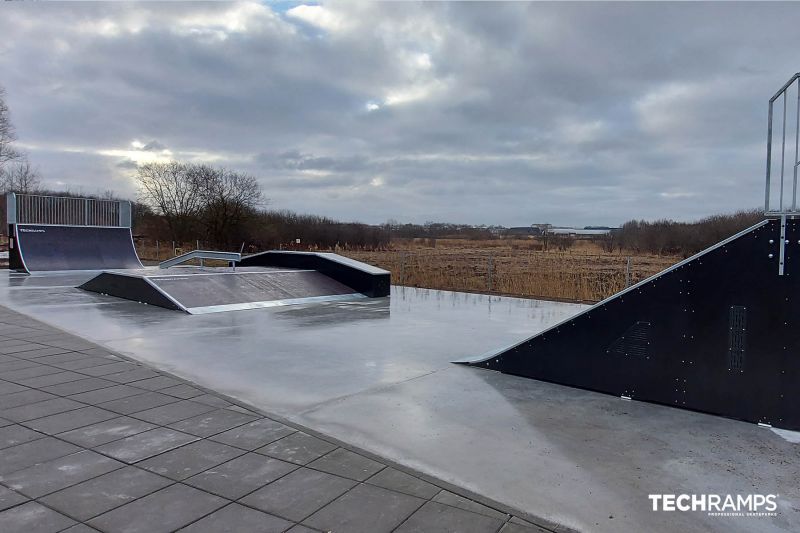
[18, 228, 45, 233]
[648, 494, 779, 518]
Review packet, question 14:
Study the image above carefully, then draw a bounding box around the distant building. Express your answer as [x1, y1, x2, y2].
[505, 226, 542, 237]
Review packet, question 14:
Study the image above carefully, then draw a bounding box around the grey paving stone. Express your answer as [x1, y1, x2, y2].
[40, 377, 116, 396]
[62, 525, 102, 533]
[129, 375, 183, 391]
[95, 427, 198, 463]
[240, 467, 357, 522]
[0, 424, 44, 449]
[257, 432, 337, 465]
[10, 346, 74, 359]
[500, 522, 551, 533]
[0, 501, 76, 533]
[285, 526, 318, 533]
[98, 391, 180, 415]
[0, 364, 63, 382]
[0, 416, 12, 427]
[366, 467, 441, 499]
[78, 347, 119, 357]
[1, 397, 84, 422]
[40, 466, 173, 521]
[0, 343, 48, 355]
[88, 483, 227, 533]
[103, 368, 162, 383]
[179, 502, 292, 533]
[509, 516, 544, 528]
[0, 484, 28, 512]
[210, 418, 296, 450]
[131, 400, 216, 425]
[15, 370, 87, 388]
[432, 491, 508, 520]
[304, 483, 425, 533]
[0, 389, 55, 410]
[1, 450, 123, 498]
[394, 501, 506, 533]
[225, 404, 259, 415]
[57, 416, 156, 447]
[169, 409, 258, 438]
[0, 380, 29, 396]
[80, 361, 140, 377]
[23, 406, 118, 435]
[160, 383, 205, 399]
[190, 394, 233, 408]
[0, 359, 41, 372]
[33, 352, 91, 365]
[138, 439, 244, 481]
[185, 452, 298, 499]
[0, 437, 81, 474]
[68, 384, 143, 404]
[51, 357, 122, 371]
[307, 448, 385, 482]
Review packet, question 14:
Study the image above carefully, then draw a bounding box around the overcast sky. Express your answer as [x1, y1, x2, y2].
[1, 1, 798, 226]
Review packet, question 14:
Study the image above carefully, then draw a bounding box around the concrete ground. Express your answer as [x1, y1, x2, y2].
[0, 304, 545, 533]
[1, 270, 799, 532]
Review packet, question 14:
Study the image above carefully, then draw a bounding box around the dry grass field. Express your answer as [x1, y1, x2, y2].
[342, 238, 679, 303]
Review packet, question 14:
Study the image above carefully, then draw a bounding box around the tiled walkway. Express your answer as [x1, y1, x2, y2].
[0, 305, 551, 533]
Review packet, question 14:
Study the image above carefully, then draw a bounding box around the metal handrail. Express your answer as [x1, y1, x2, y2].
[765, 72, 800, 215]
[158, 250, 241, 269]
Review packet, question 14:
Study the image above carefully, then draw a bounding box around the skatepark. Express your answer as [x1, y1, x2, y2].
[1, 77, 800, 532]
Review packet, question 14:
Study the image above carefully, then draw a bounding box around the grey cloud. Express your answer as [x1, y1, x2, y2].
[0, 1, 795, 226]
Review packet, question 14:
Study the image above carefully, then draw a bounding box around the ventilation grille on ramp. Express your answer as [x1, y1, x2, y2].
[607, 321, 651, 358]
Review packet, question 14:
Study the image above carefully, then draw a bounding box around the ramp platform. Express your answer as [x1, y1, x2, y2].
[459, 218, 800, 430]
[6, 193, 142, 273]
[81, 264, 383, 314]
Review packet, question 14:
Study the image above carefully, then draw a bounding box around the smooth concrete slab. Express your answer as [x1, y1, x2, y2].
[1, 270, 799, 532]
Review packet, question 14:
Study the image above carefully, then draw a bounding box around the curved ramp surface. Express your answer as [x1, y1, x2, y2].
[460, 218, 800, 430]
[13, 224, 142, 272]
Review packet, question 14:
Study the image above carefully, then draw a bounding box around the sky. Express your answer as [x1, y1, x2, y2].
[0, 1, 798, 227]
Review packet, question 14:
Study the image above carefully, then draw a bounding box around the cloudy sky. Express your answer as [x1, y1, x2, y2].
[1, 1, 798, 226]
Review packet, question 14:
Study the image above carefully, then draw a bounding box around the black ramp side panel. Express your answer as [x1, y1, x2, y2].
[463, 218, 800, 430]
[80, 273, 183, 311]
[148, 271, 355, 309]
[15, 224, 142, 272]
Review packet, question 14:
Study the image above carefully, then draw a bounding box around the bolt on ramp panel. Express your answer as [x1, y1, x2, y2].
[12, 224, 142, 273]
[458, 218, 800, 431]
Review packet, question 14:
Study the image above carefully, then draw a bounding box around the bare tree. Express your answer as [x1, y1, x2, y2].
[0, 87, 21, 171]
[194, 165, 262, 247]
[135, 162, 203, 242]
[1, 159, 41, 194]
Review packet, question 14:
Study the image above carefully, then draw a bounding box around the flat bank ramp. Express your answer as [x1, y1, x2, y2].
[81, 268, 365, 314]
[458, 218, 800, 430]
[13, 225, 142, 272]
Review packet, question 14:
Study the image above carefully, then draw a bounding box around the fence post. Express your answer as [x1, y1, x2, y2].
[172, 241, 176, 256]
[625, 257, 632, 288]
[487, 254, 494, 292]
[399, 252, 406, 285]
[156, 241, 159, 261]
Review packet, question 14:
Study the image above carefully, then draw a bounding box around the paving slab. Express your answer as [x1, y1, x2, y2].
[432, 490, 509, 520]
[130, 399, 216, 425]
[0, 436, 81, 475]
[0, 389, 55, 410]
[395, 500, 507, 533]
[366, 467, 441, 499]
[40, 377, 116, 396]
[307, 447, 385, 481]
[95, 427, 199, 463]
[1, 449, 123, 498]
[168, 408, 258, 438]
[210, 418, 296, 450]
[98, 391, 180, 415]
[68, 384, 143, 404]
[304, 482, 425, 533]
[185, 452, 298, 499]
[0, 485, 28, 512]
[0, 501, 76, 533]
[0, 424, 45, 449]
[23, 406, 118, 435]
[57, 416, 157, 448]
[15, 370, 87, 388]
[88, 483, 227, 533]
[1, 397, 84, 422]
[137, 439, 244, 481]
[160, 383, 205, 399]
[40, 466, 173, 521]
[240, 467, 357, 522]
[257, 431, 337, 465]
[178, 502, 292, 533]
